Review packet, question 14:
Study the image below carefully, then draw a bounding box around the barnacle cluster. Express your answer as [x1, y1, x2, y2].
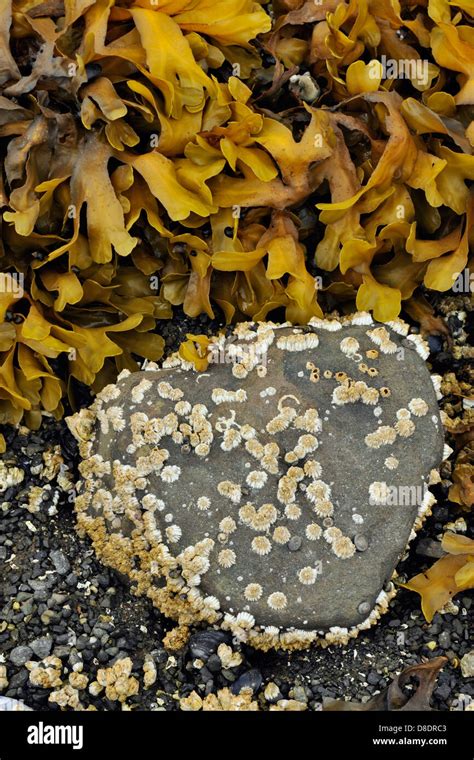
[1, 0, 473, 450]
[69, 317, 444, 650]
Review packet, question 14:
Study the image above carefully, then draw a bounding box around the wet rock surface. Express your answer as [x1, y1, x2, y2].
[71, 318, 444, 639]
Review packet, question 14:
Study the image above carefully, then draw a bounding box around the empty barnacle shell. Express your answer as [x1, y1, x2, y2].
[69, 320, 444, 650]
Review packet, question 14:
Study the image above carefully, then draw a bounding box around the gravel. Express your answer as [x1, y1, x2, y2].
[49, 550, 71, 575]
[29, 637, 53, 659]
[9, 646, 33, 667]
[460, 652, 474, 678]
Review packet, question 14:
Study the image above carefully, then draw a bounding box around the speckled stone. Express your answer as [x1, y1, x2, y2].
[70, 320, 444, 639]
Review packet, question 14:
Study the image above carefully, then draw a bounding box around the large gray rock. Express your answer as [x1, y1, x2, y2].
[68, 316, 444, 649]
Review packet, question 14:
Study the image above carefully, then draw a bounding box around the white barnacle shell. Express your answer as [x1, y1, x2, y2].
[324, 526, 342, 543]
[192, 403, 208, 416]
[165, 525, 182, 543]
[273, 526, 291, 545]
[236, 612, 255, 629]
[276, 332, 319, 351]
[285, 504, 302, 520]
[298, 566, 318, 585]
[203, 595, 220, 610]
[369, 481, 390, 505]
[252, 504, 278, 531]
[386, 318, 409, 336]
[366, 327, 397, 354]
[306, 480, 331, 503]
[107, 406, 126, 432]
[443, 443, 453, 460]
[195, 443, 211, 457]
[431, 374, 443, 400]
[417, 489, 436, 521]
[294, 408, 321, 434]
[246, 471, 268, 489]
[244, 583, 263, 602]
[97, 384, 121, 403]
[277, 474, 298, 504]
[332, 536, 356, 559]
[349, 311, 373, 326]
[296, 434, 318, 453]
[408, 397, 429, 417]
[395, 418, 415, 438]
[219, 517, 237, 534]
[211, 388, 247, 405]
[365, 426, 397, 449]
[239, 502, 256, 525]
[264, 626, 280, 637]
[304, 460, 322, 479]
[406, 334, 429, 360]
[196, 496, 211, 511]
[221, 428, 242, 452]
[267, 592, 287, 610]
[317, 319, 342, 331]
[313, 499, 334, 518]
[175, 400, 192, 416]
[131, 379, 152, 404]
[141, 494, 164, 511]
[217, 480, 241, 504]
[240, 424, 256, 440]
[340, 336, 360, 357]
[161, 354, 183, 369]
[232, 363, 248, 379]
[305, 523, 322, 540]
[396, 408, 411, 420]
[266, 407, 296, 434]
[332, 385, 351, 406]
[218, 549, 236, 568]
[361, 387, 379, 405]
[251, 536, 272, 556]
[245, 439, 264, 459]
[157, 381, 184, 401]
[161, 465, 181, 483]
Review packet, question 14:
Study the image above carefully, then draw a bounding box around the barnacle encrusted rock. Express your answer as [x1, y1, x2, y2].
[69, 315, 444, 650]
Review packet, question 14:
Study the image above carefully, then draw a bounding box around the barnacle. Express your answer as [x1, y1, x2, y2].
[298, 567, 318, 585]
[218, 549, 236, 568]
[332, 536, 356, 560]
[273, 526, 291, 545]
[251, 535, 272, 556]
[244, 583, 263, 602]
[409, 398, 430, 417]
[395, 418, 416, 438]
[306, 523, 322, 541]
[267, 592, 287, 611]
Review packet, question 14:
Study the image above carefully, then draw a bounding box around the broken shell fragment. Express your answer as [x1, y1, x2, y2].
[69, 319, 443, 650]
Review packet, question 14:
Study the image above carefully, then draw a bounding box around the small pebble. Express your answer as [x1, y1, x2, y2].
[9, 646, 33, 667]
[288, 536, 302, 552]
